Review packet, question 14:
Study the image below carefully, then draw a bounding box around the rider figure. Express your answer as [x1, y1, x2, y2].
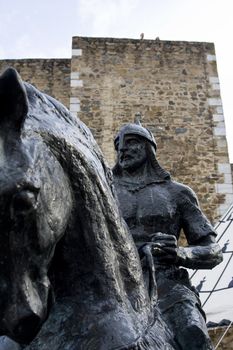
[113, 120, 223, 350]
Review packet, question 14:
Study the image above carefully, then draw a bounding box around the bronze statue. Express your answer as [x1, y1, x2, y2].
[0, 68, 179, 349]
[113, 121, 223, 350]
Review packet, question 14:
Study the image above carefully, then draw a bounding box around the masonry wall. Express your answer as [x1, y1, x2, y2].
[1, 38, 232, 222]
[0, 59, 71, 108]
[209, 326, 233, 349]
[71, 36, 233, 223]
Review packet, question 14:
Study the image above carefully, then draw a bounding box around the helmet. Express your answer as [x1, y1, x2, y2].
[114, 123, 157, 151]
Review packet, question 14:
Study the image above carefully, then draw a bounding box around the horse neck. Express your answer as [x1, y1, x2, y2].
[49, 221, 123, 303]
[50, 212, 149, 313]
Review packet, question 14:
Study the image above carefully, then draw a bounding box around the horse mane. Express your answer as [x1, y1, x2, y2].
[23, 82, 149, 310]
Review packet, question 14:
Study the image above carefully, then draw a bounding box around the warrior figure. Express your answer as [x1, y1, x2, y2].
[113, 121, 223, 350]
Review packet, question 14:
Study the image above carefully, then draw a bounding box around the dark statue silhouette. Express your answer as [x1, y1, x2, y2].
[0, 68, 222, 349]
[112, 122, 223, 350]
[0, 68, 179, 350]
[196, 277, 207, 292]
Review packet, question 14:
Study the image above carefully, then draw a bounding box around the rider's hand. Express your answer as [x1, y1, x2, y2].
[149, 232, 178, 264]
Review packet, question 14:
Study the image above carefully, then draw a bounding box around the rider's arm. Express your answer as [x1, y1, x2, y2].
[150, 184, 223, 268]
[176, 234, 223, 269]
[178, 185, 223, 269]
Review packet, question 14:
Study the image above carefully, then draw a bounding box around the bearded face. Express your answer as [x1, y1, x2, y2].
[116, 134, 148, 173]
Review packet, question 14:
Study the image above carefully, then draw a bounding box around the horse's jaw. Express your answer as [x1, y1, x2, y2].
[0, 275, 52, 345]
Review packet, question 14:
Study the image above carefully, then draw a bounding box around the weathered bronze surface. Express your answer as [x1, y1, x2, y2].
[113, 121, 223, 350]
[0, 69, 181, 349]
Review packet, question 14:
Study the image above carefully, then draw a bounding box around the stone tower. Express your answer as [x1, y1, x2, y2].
[70, 36, 233, 222]
[0, 36, 232, 223]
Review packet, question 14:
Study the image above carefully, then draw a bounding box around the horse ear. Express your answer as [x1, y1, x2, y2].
[0, 67, 28, 131]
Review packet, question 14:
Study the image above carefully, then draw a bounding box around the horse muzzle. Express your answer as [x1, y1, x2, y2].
[1, 288, 50, 344]
[3, 312, 42, 344]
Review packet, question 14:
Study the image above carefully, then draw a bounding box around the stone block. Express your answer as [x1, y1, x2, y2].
[175, 128, 187, 134]
[209, 77, 219, 84]
[70, 72, 80, 79]
[218, 163, 231, 174]
[208, 98, 222, 106]
[70, 97, 80, 104]
[216, 139, 227, 148]
[70, 103, 80, 112]
[214, 126, 226, 136]
[213, 114, 224, 122]
[215, 183, 233, 194]
[207, 54, 216, 61]
[71, 79, 83, 87]
[224, 174, 233, 184]
[212, 83, 220, 90]
[72, 49, 82, 56]
[216, 107, 223, 114]
[224, 193, 233, 203]
[216, 121, 225, 128]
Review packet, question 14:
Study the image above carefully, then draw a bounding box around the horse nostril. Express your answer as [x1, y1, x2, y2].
[12, 314, 41, 343]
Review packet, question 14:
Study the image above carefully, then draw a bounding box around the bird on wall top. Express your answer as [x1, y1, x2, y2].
[134, 112, 142, 125]
[140, 33, 144, 40]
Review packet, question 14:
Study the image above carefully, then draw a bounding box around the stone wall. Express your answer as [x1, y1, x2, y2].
[209, 326, 233, 349]
[71, 36, 233, 223]
[0, 59, 71, 108]
[1, 37, 232, 222]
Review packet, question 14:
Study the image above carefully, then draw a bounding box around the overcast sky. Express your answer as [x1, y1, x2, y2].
[0, 0, 232, 160]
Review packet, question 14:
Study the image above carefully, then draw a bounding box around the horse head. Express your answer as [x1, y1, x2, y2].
[0, 68, 73, 344]
[0, 68, 177, 350]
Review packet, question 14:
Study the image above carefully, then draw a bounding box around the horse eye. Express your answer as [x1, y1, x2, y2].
[11, 190, 38, 214]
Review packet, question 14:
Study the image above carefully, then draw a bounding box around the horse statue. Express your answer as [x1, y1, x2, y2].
[0, 68, 178, 349]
